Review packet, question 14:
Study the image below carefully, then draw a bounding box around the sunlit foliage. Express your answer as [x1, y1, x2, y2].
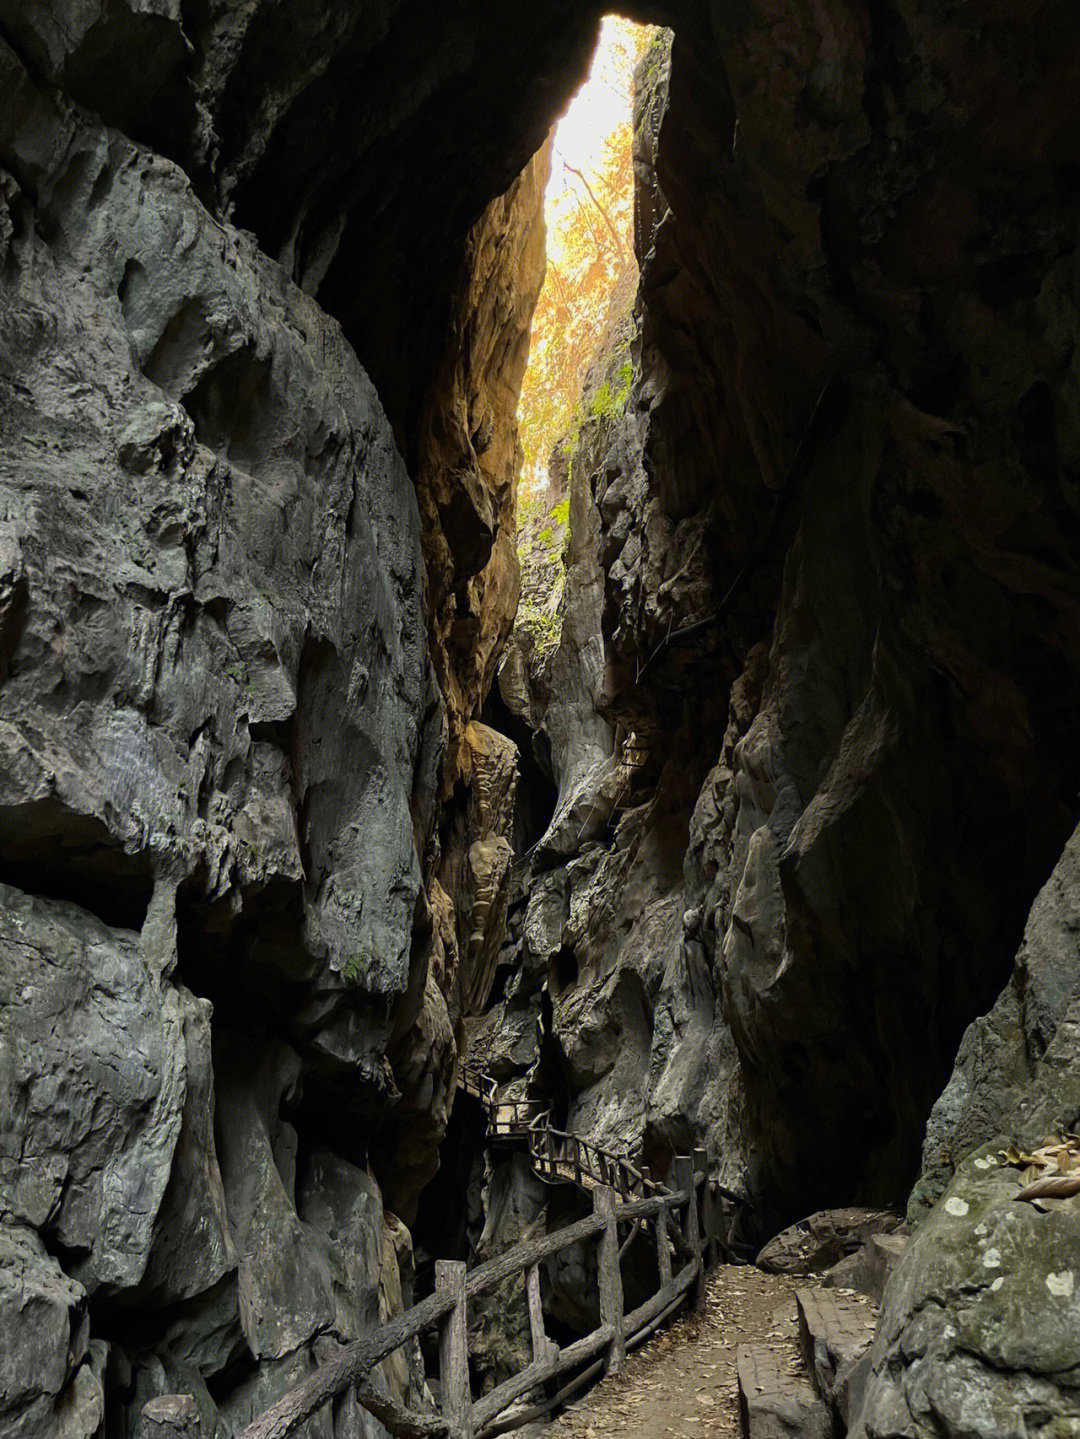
[517, 18, 654, 501]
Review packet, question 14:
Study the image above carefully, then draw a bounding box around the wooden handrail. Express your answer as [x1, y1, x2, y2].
[214, 1064, 754, 1439]
[231, 1173, 716, 1439]
[460, 1061, 662, 1204]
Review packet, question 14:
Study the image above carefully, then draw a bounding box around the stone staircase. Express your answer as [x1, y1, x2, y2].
[737, 1226, 908, 1439]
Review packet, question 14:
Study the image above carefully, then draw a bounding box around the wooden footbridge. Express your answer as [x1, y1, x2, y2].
[151, 1063, 750, 1439]
[457, 1060, 670, 1200]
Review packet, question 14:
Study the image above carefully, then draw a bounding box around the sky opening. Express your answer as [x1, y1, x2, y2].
[517, 17, 656, 499]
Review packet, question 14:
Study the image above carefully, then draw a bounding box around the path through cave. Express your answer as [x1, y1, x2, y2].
[2, 2, 1080, 1436]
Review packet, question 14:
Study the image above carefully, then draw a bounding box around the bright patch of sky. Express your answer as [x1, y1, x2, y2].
[545, 16, 645, 269]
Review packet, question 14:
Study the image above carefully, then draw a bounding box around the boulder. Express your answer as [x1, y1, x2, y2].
[821, 1233, 908, 1305]
[757, 1210, 904, 1278]
[0, 884, 229, 1299]
[852, 1148, 1080, 1439]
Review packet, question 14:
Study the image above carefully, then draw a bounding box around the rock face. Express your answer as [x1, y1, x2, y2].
[485, 0, 1080, 1241]
[0, 11, 548, 1427]
[853, 1147, 1080, 1439]
[0, 34, 439, 1430]
[3, 0, 1080, 1434]
[847, 828, 1080, 1438]
[910, 822, 1080, 1217]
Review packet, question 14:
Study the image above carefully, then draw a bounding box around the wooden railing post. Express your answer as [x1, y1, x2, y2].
[594, 1186, 625, 1375]
[696, 1153, 720, 1267]
[437, 1260, 472, 1439]
[526, 1263, 558, 1366]
[655, 1205, 672, 1288]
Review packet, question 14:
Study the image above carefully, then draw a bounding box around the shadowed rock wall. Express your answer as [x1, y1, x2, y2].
[485, 0, 1080, 1233]
[3, 1, 1080, 1436]
[0, 13, 557, 1433]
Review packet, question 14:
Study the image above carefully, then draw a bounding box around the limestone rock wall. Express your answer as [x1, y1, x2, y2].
[486, 0, 1080, 1241]
[851, 831, 1080, 1438]
[4, 1, 1080, 1436]
[0, 37, 440, 1435]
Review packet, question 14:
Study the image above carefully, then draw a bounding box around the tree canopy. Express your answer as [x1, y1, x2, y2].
[517, 19, 653, 501]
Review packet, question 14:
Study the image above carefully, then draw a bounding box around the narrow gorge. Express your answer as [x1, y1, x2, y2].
[2, 4, 1080, 1438]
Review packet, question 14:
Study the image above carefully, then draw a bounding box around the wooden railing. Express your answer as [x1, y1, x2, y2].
[528, 1115, 663, 1199]
[233, 1157, 715, 1439]
[142, 1066, 752, 1439]
[458, 1060, 661, 1201]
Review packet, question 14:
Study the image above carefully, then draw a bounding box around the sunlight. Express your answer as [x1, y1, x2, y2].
[517, 16, 656, 498]
[546, 17, 645, 271]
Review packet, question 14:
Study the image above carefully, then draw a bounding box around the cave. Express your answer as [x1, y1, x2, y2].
[2, 2, 1080, 1436]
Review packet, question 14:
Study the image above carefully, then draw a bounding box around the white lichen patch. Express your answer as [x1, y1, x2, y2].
[973, 1156, 995, 1170]
[982, 1248, 1001, 1269]
[1046, 1271, 1075, 1298]
[973, 1223, 988, 1236]
[945, 1197, 970, 1217]
[990, 1276, 1004, 1292]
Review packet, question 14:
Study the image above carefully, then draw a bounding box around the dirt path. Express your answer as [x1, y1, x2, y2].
[532, 1267, 805, 1439]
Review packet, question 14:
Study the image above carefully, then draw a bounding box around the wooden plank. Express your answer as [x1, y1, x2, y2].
[471, 1325, 615, 1429]
[239, 1288, 456, 1439]
[437, 1261, 471, 1439]
[595, 1186, 625, 1375]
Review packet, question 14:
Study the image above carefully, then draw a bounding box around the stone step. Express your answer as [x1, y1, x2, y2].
[736, 1341, 833, 1439]
[795, 1286, 878, 1405]
[821, 1231, 908, 1304]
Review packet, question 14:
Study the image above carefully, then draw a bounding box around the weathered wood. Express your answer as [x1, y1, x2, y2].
[626, 1288, 691, 1355]
[239, 1288, 455, 1439]
[615, 1190, 688, 1224]
[356, 1384, 451, 1439]
[655, 1208, 673, 1287]
[525, 1264, 555, 1365]
[437, 1261, 471, 1439]
[471, 1325, 615, 1429]
[672, 1156, 695, 1194]
[245, 1063, 722, 1439]
[687, 1172, 704, 1307]
[617, 1215, 643, 1262]
[623, 1259, 700, 1342]
[595, 1186, 625, 1375]
[476, 1355, 607, 1439]
[466, 1212, 606, 1298]
[701, 1175, 720, 1267]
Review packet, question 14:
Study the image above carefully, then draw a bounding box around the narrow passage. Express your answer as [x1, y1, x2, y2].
[530, 1268, 805, 1439]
